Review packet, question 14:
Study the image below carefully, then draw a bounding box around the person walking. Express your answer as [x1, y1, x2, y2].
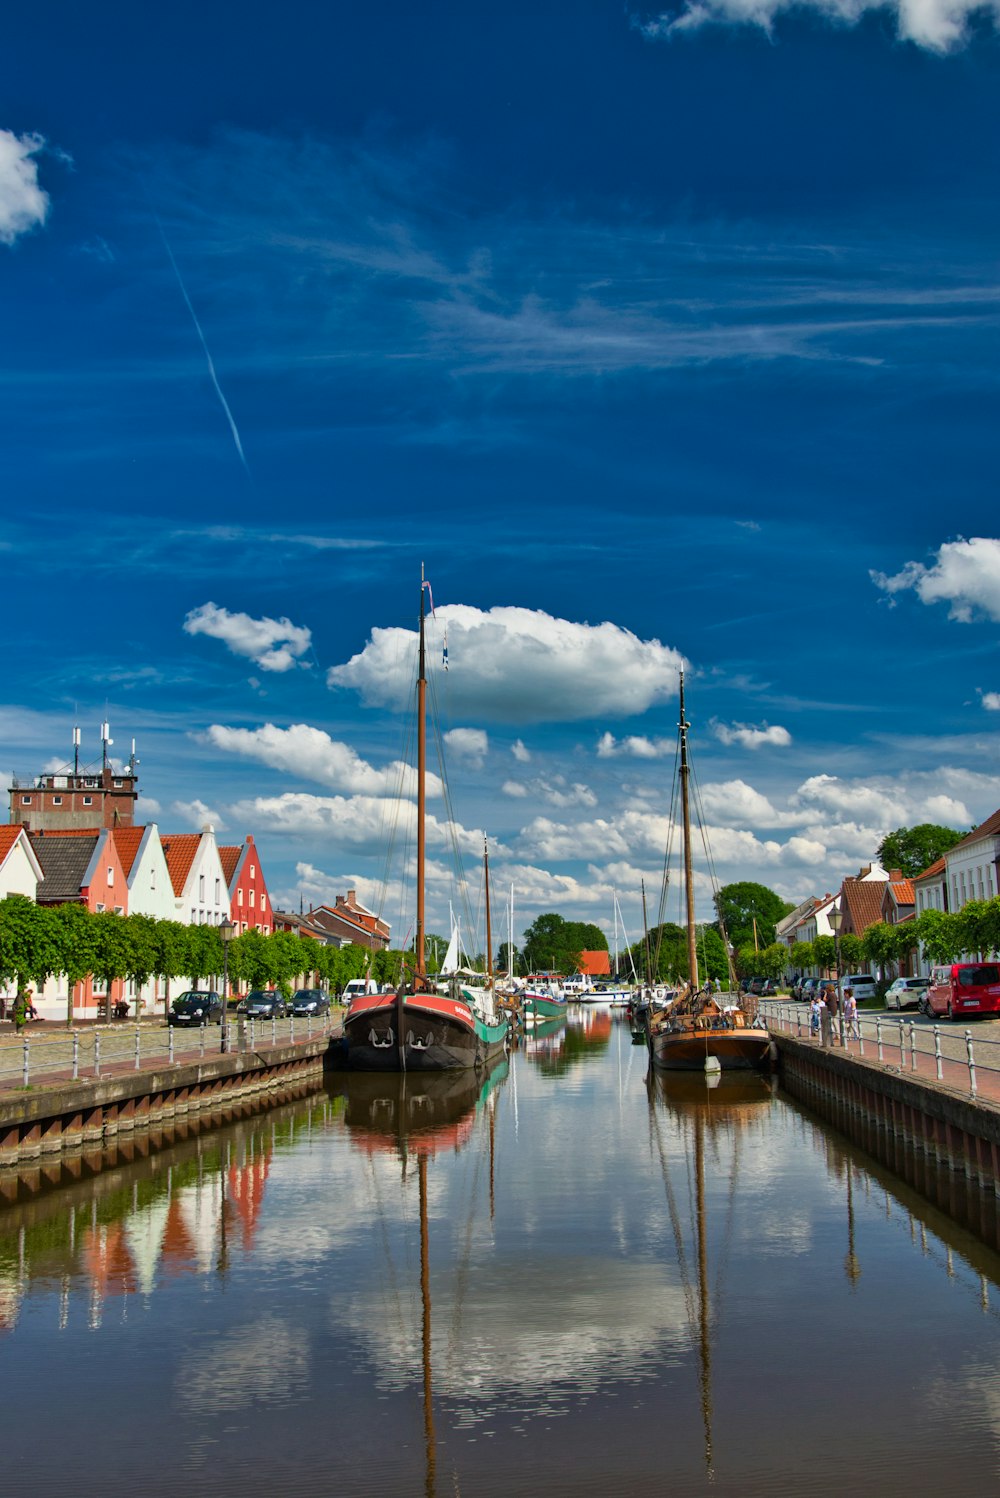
[822, 984, 840, 1047]
[843, 986, 860, 1040]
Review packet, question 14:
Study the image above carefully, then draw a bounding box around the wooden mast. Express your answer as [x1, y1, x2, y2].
[416, 565, 428, 983]
[679, 672, 699, 990]
[484, 837, 494, 989]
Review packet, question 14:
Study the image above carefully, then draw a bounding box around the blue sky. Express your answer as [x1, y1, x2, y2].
[2, 1, 999, 950]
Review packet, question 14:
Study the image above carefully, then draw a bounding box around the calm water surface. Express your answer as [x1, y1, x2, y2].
[2, 1009, 1000, 1497]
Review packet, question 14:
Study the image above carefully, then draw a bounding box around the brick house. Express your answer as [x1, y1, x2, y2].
[307, 891, 390, 951]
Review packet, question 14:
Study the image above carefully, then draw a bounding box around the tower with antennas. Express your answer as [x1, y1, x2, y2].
[8, 722, 140, 832]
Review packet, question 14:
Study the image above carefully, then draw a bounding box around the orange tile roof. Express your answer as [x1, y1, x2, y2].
[950, 807, 1000, 853]
[841, 878, 887, 936]
[888, 879, 914, 905]
[914, 856, 947, 882]
[0, 825, 26, 863]
[218, 845, 242, 885]
[21, 826, 103, 836]
[113, 827, 146, 878]
[160, 833, 202, 897]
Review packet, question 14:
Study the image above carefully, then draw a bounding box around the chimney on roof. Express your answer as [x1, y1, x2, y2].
[889, 869, 903, 881]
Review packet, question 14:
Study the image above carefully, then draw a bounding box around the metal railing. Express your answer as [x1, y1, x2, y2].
[762, 1000, 1000, 1101]
[0, 1010, 339, 1092]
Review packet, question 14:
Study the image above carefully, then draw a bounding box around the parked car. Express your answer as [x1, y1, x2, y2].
[168, 990, 223, 1027]
[924, 962, 1000, 1021]
[840, 973, 877, 1004]
[884, 976, 930, 1012]
[291, 988, 331, 1017]
[237, 989, 288, 1018]
[798, 977, 824, 1003]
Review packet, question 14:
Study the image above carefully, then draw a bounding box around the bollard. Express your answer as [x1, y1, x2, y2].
[898, 1020, 905, 1070]
[72, 1030, 80, 1080]
[22, 1036, 30, 1088]
[168, 1028, 174, 1065]
[250, 1017, 256, 1050]
[307, 1014, 312, 1039]
[934, 1025, 943, 1081]
[135, 1023, 141, 1071]
[876, 1017, 883, 1063]
[199, 1025, 206, 1058]
[290, 1014, 295, 1045]
[909, 1022, 917, 1072]
[965, 1029, 977, 1098]
[94, 1032, 101, 1078]
[858, 1018, 865, 1057]
[272, 1015, 277, 1047]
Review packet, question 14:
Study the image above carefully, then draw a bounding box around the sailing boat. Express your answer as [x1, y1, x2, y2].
[646, 674, 772, 1072]
[345, 573, 510, 1072]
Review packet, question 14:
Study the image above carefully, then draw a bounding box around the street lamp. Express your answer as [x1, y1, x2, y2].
[828, 902, 844, 1045]
[220, 917, 235, 1054]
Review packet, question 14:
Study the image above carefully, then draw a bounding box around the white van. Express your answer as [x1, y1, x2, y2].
[342, 977, 379, 1007]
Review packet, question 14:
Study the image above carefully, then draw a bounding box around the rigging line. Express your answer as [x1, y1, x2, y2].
[711, 1118, 743, 1320]
[651, 729, 682, 981]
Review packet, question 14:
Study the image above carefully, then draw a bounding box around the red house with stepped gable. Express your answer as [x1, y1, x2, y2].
[219, 835, 274, 935]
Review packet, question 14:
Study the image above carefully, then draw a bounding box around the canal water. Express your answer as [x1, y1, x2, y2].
[2, 1009, 1000, 1497]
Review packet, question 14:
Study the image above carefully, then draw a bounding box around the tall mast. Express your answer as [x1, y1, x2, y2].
[679, 672, 699, 989]
[416, 565, 427, 982]
[484, 837, 494, 986]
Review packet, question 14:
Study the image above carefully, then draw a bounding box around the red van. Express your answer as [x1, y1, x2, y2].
[924, 962, 1000, 1020]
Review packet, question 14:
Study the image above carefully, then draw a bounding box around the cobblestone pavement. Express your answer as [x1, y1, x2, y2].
[762, 998, 1000, 1106]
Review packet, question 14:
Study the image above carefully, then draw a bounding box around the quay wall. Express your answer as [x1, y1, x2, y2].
[774, 1032, 1000, 1203]
[0, 1039, 336, 1167]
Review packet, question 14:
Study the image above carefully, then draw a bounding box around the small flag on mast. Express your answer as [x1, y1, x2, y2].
[442, 625, 449, 671]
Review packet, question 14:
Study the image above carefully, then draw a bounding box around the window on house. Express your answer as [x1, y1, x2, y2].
[52, 796, 63, 805]
[150, 868, 156, 889]
[107, 866, 114, 887]
[250, 864, 256, 879]
[199, 874, 205, 901]
[114, 905, 123, 915]
[237, 887, 243, 905]
[113, 779, 122, 788]
[191, 908, 197, 923]
[83, 796, 93, 806]
[21, 796, 31, 805]
[96, 902, 105, 913]
[215, 878, 220, 903]
[250, 889, 256, 908]
[261, 894, 266, 912]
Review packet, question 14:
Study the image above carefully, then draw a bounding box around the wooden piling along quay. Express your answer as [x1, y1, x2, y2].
[0, 1038, 335, 1168]
[773, 1032, 1000, 1197]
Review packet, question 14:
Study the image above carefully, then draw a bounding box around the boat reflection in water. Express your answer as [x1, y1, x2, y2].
[342, 1061, 508, 1498]
[646, 1069, 774, 1478]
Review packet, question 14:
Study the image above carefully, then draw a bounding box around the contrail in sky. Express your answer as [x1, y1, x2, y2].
[152, 211, 252, 480]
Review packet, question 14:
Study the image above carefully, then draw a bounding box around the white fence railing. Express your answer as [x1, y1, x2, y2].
[0, 1012, 338, 1092]
[762, 999, 1000, 1101]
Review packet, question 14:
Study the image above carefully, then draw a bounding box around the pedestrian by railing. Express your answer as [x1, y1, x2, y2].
[761, 1000, 1000, 1103]
[0, 1009, 338, 1093]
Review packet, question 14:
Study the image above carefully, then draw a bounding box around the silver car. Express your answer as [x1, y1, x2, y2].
[884, 976, 929, 1011]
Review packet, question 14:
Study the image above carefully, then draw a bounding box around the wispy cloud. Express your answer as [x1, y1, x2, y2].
[183, 602, 312, 672]
[636, 0, 1000, 53]
[711, 719, 792, 749]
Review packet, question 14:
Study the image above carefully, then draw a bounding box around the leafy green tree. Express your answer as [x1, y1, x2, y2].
[152, 920, 190, 1018]
[812, 934, 836, 972]
[913, 908, 963, 964]
[124, 913, 159, 1019]
[54, 902, 98, 1023]
[713, 882, 793, 951]
[790, 940, 814, 972]
[373, 947, 404, 987]
[0, 895, 63, 991]
[522, 913, 608, 973]
[91, 911, 132, 1020]
[877, 824, 964, 879]
[698, 925, 732, 983]
[186, 924, 223, 987]
[839, 933, 862, 970]
[496, 941, 521, 976]
[955, 898, 1000, 959]
[232, 928, 276, 991]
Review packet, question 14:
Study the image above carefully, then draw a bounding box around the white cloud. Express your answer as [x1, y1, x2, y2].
[791, 772, 970, 830]
[871, 537, 1000, 623]
[597, 731, 673, 759]
[639, 0, 1000, 53]
[982, 692, 1000, 711]
[170, 798, 226, 830]
[697, 779, 803, 829]
[443, 726, 489, 768]
[183, 602, 312, 672]
[712, 719, 792, 750]
[502, 780, 529, 798]
[328, 603, 685, 723]
[511, 739, 531, 763]
[203, 722, 441, 799]
[136, 795, 162, 818]
[228, 791, 502, 859]
[0, 131, 49, 246]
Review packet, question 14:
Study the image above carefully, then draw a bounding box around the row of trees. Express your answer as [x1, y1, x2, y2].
[781, 898, 1000, 984]
[0, 895, 406, 1021]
